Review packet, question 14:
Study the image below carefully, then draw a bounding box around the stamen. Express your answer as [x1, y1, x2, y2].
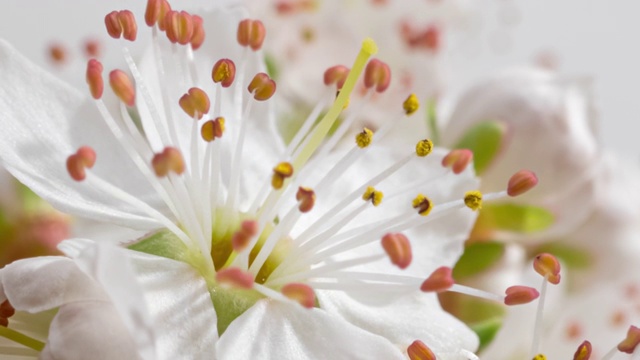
[381, 233, 412, 269]
[324, 65, 350, 90]
[507, 170, 539, 197]
[412, 194, 433, 216]
[407, 340, 436, 360]
[533, 253, 561, 285]
[296, 187, 316, 213]
[442, 149, 473, 174]
[403, 93, 420, 116]
[105, 10, 137, 41]
[355, 127, 373, 148]
[503, 285, 539, 305]
[48, 43, 67, 64]
[86, 59, 104, 100]
[364, 58, 391, 93]
[164, 10, 194, 45]
[281, 283, 315, 308]
[420, 266, 454, 292]
[152, 147, 185, 177]
[532, 355, 547, 360]
[201, 117, 225, 142]
[415, 139, 434, 157]
[237, 19, 266, 51]
[145, 0, 162, 27]
[362, 186, 383, 206]
[216, 267, 254, 289]
[190, 15, 205, 50]
[232, 220, 259, 252]
[247, 73, 276, 101]
[272, 162, 294, 190]
[0, 300, 15, 327]
[66, 146, 97, 182]
[464, 191, 483, 211]
[573, 341, 592, 360]
[618, 326, 640, 354]
[156, 0, 172, 31]
[179, 87, 210, 120]
[84, 39, 101, 58]
[212, 59, 236, 88]
[109, 69, 136, 106]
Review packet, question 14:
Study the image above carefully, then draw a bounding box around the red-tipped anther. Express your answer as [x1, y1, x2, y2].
[237, 19, 266, 51]
[573, 340, 592, 360]
[534, 253, 561, 285]
[212, 59, 236, 88]
[420, 266, 454, 293]
[67, 146, 97, 182]
[164, 10, 194, 45]
[296, 187, 316, 213]
[442, 149, 473, 174]
[201, 117, 225, 142]
[282, 283, 315, 308]
[145, 0, 162, 27]
[0, 300, 15, 327]
[381, 233, 412, 270]
[48, 43, 67, 64]
[618, 325, 640, 353]
[364, 59, 391, 93]
[401, 22, 441, 52]
[157, 0, 172, 31]
[248, 73, 276, 101]
[179, 87, 210, 120]
[152, 147, 185, 177]
[190, 15, 205, 50]
[216, 267, 254, 289]
[105, 10, 138, 41]
[507, 170, 538, 197]
[109, 70, 136, 107]
[503, 285, 539, 306]
[407, 340, 436, 360]
[86, 59, 104, 100]
[324, 65, 350, 90]
[232, 219, 259, 252]
[84, 39, 101, 58]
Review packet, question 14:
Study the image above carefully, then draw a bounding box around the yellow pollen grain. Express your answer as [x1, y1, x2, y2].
[464, 190, 483, 211]
[412, 194, 433, 216]
[355, 128, 373, 148]
[403, 93, 419, 116]
[415, 139, 433, 157]
[362, 186, 383, 206]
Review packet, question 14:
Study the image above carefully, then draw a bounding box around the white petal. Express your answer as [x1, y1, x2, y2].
[0, 257, 105, 313]
[127, 249, 219, 359]
[318, 291, 479, 360]
[69, 240, 157, 360]
[217, 300, 404, 360]
[0, 40, 166, 230]
[40, 302, 140, 360]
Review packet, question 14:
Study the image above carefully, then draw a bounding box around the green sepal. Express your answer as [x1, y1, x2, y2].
[477, 203, 555, 234]
[470, 317, 503, 350]
[453, 121, 504, 175]
[127, 228, 196, 264]
[453, 241, 505, 279]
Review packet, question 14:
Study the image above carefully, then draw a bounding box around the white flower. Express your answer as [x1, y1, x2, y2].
[441, 67, 600, 241]
[0, 3, 495, 359]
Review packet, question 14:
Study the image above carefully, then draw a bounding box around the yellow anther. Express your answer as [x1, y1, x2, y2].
[201, 117, 225, 142]
[355, 128, 373, 148]
[532, 355, 547, 360]
[272, 162, 294, 190]
[362, 186, 383, 206]
[403, 93, 419, 116]
[412, 194, 433, 216]
[415, 139, 433, 157]
[464, 190, 483, 211]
